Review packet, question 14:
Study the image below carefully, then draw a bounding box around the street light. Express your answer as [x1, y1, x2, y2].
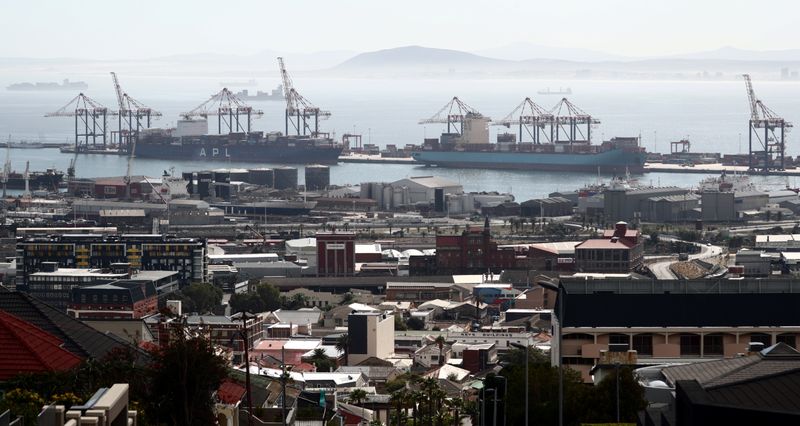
[509, 342, 529, 426]
[538, 280, 564, 426]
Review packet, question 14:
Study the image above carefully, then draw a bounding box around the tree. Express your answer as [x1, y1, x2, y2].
[335, 334, 349, 366]
[340, 292, 356, 306]
[229, 283, 282, 314]
[348, 389, 369, 424]
[255, 283, 282, 311]
[407, 317, 425, 331]
[0, 388, 44, 425]
[148, 323, 229, 425]
[581, 367, 647, 424]
[390, 389, 409, 426]
[434, 335, 446, 367]
[395, 315, 408, 331]
[179, 283, 222, 313]
[309, 348, 334, 372]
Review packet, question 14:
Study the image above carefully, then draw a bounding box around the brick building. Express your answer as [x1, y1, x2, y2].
[574, 221, 643, 273]
[434, 218, 517, 275]
[316, 232, 356, 277]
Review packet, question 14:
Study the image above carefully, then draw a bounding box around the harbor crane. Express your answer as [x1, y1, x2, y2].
[549, 98, 600, 144]
[45, 93, 111, 151]
[493, 97, 554, 144]
[181, 88, 263, 134]
[110, 72, 161, 151]
[277, 57, 331, 136]
[2, 139, 10, 198]
[742, 74, 792, 172]
[419, 97, 489, 135]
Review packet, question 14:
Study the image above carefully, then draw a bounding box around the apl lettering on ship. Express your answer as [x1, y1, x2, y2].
[135, 120, 342, 165]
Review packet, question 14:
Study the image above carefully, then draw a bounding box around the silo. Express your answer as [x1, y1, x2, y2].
[197, 171, 212, 198]
[273, 167, 298, 190]
[248, 168, 274, 187]
[304, 165, 330, 191]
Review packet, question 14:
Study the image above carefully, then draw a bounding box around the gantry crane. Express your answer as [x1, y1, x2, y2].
[742, 74, 792, 172]
[45, 93, 111, 151]
[278, 57, 331, 136]
[493, 97, 554, 144]
[111, 72, 161, 151]
[549, 98, 600, 144]
[419, 97, 488, 135]
[181, 88, 263, 134]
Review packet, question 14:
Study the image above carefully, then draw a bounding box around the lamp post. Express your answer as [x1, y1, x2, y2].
[538, 280, 563, 426]
[509, 342, 528, 426]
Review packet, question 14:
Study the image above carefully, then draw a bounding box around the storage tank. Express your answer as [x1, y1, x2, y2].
[304, 165, 330, 191]
[248, 168, 274, 187]
[182, 172, 195, 195]
[229, 168, 250, 183]
[197, 171, 212, 198]
[273, 167, 298, 190]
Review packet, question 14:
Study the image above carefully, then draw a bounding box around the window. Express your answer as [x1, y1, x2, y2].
[749, 333, 772, 347]
[777, 334, 796, 349]
[609, 333, 629, 350]
[680, 334, 701, 356]
[703, 334, 724, 356]
[632, 334, 653, 356]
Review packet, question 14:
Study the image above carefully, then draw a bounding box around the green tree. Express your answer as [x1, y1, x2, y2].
[179, 283, 222, 313]
[309, 348, 335, 372]
[395, 315, 408, 331]
[406, 317, 425, 331]
[148, 323, 229, 425]
[0, 388, 45, 425]
[335, 334, 349, 366]
[434, 335, 446, 367]
[229, 293, 265, 314]
[255, 283, 282, 311]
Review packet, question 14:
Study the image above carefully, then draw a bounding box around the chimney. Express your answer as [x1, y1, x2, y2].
[614, 221, 628, 237]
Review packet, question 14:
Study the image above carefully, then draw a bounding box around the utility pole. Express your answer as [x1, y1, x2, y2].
[234, 312, 255, 426]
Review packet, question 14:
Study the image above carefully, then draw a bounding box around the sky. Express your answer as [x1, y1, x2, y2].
[1, 0, 798, 59]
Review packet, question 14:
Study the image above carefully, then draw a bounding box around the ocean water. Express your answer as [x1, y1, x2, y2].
[1, 73, 799, 200]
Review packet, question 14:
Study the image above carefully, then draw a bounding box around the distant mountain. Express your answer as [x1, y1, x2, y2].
[474, 42, 630, 62]
[334, 45, 507, 70]
[667, 46, 800, 62]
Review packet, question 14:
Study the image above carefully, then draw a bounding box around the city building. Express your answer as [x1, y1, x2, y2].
[316, 232, 356, 277]
[25, 263, 178, 311]
[434, 218, 517, 275]
[554, 278, 800, 382]
[639, 343, 800, 425]
[0, 310, 82, 380]
[520, 197, 573, 217]
[67, 281, 158, 320]
[574, 221, 643, 273]
[347, 312, 395, 365]
[525, 241, 580, 271]
[16, 234, 207, 290]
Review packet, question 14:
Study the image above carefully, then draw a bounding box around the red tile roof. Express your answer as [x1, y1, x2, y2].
[217, 379, 247, 405]
[0, 310, 82, 380]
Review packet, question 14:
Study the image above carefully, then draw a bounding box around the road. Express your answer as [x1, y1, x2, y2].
[647, 237, 725, 280]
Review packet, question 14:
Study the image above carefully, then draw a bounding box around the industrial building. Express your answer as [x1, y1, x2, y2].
[644, 193, 700, 222]
[520, 196, 574, 217]
[701, 191, 736, 222]
[603, 187, 689, 223]
[360, 176, 463, 211]
[316, 232, 356, 277]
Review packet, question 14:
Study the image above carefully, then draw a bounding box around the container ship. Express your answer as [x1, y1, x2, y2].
[234, 86, 284, 101]
[411, 112, 646, 173]
[7, 79, 88, 91]
[2, 168, 63, 190]
[135, 123, 342, 165]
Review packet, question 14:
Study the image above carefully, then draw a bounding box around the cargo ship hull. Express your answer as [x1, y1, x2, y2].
[411, 147, 646, 173]
[135, 137, 342, 165]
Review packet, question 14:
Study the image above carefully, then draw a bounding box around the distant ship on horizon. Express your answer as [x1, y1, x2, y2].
[537, 87, 572, 95]
[234, 86, 284, 101]
[6, 79, 88, 91]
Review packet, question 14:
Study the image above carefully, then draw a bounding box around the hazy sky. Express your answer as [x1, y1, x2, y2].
[2, 0, 798, 58]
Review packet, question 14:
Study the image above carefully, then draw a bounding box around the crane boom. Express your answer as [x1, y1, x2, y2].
[743, 74, 760, 122]
[111, 72, 125, 112]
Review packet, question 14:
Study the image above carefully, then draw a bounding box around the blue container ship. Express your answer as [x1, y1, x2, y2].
[411, 112, 646, 173]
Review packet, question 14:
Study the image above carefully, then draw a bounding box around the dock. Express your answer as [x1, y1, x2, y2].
[644, 162, 800, 176]
[338, 153, 415, 164]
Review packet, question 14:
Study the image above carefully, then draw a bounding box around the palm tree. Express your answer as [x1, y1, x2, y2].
[309, 347, 331, 372]
[409, 390, 425, 426]
[349, 389, 369, 424]
[444, 397, 465, 426]
[420, 377, 440, 426]
[390, 389, 409, 426]
[434, 335, 446, 367]
[335, 333, 349, 366]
